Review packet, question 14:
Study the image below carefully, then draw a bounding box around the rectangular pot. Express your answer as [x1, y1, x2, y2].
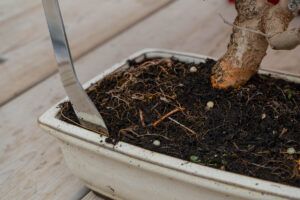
[38, 49, 300, 200]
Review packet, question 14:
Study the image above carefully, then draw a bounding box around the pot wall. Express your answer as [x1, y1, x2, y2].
[60, 139, 240, 200]
[39, 49, 300, 200]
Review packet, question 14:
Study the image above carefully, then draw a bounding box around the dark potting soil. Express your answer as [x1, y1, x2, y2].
[60, 57, 300, 188]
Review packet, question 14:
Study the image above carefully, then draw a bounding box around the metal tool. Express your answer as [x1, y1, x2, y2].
[42, 0, 108, 135]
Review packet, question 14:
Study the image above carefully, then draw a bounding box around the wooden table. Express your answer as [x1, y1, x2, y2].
[0, 0, 299, 199]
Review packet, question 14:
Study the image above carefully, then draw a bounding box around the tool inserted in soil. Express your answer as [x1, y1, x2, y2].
[42, 0, 108, 135]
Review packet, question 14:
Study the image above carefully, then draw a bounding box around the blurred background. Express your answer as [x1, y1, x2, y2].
[0, 0, 299, 199]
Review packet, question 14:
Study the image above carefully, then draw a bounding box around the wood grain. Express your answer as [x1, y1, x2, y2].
[0, 0, 172, 106]
[0, 0, 299, 199]
[0, 1, 234, 199]
[0, 0, 39, 23]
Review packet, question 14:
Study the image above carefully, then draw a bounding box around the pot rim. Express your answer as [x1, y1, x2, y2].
[38, 48, 300, 199]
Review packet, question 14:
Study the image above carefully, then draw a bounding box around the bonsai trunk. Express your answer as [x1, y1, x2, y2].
[211, 0, 299, 89]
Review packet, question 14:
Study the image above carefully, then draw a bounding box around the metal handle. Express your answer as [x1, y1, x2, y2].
[42, 0, 108, 135]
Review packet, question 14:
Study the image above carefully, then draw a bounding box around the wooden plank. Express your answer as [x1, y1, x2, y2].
[74, 1, 300, 76]
[0, 1, 299, 199]
[0, 0, 39, 23]
[0, 1, 232, 199]
[0, 0, 172, 106]
[0, 0, 225, 199]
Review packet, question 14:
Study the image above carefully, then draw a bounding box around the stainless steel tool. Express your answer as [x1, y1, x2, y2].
[42, 0, 108, 135]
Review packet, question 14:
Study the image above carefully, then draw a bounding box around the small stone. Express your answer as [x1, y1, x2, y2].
[189, 66, 197, 73]
[153, 140, 161, 146]
[190, 155, 199, 162]
[287, 147, 296, 155]
[160, 97, 170, 103]
[206, 101, 214, 109]
[261, 113, 266, 120]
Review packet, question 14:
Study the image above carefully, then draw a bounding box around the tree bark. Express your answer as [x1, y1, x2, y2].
[211, 0, 299, 89]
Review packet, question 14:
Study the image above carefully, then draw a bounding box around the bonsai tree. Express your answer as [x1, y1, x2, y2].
[211, 0, 300, 89]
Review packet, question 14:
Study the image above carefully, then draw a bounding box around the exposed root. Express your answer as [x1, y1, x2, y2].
[152, 107, 184, 127]
[168, 117, 197, 137]
[139, 109, 146, 127]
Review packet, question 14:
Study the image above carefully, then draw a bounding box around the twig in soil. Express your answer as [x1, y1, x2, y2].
[295, 160, 300, 177]
[150, 102, 159, 111]
[108, 93, 130, 106]
[152, 107, 184, 127]
[158, 65, 170, 75]
[119, 126, 139, 139]
[245, 160, 273, 170]
[271, 164, 294, 179]
[136, 133, 172, 141]
[119, 126, 172, 141]
[159, 88, 177, 100]
[168, 117, 197, 137]
[276, 85, 288, 100]
[246, 92, 263, 105]
[139, 109, 146, 127]
[139, 58, 172, 70]
[279, 128, 288, 138]
[292, 99, 300, 111]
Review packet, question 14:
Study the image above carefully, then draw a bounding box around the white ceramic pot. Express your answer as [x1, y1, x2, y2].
[38, 49, 300, 200]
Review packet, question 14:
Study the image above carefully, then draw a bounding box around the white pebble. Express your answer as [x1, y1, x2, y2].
[160, 97, 170, 103]
[189, 66, 197, 73]
[287, 147, 296, 155]
[206, 101, 214, 109]
[261, 113, 266, 120]
[153, 140, 161, 146]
